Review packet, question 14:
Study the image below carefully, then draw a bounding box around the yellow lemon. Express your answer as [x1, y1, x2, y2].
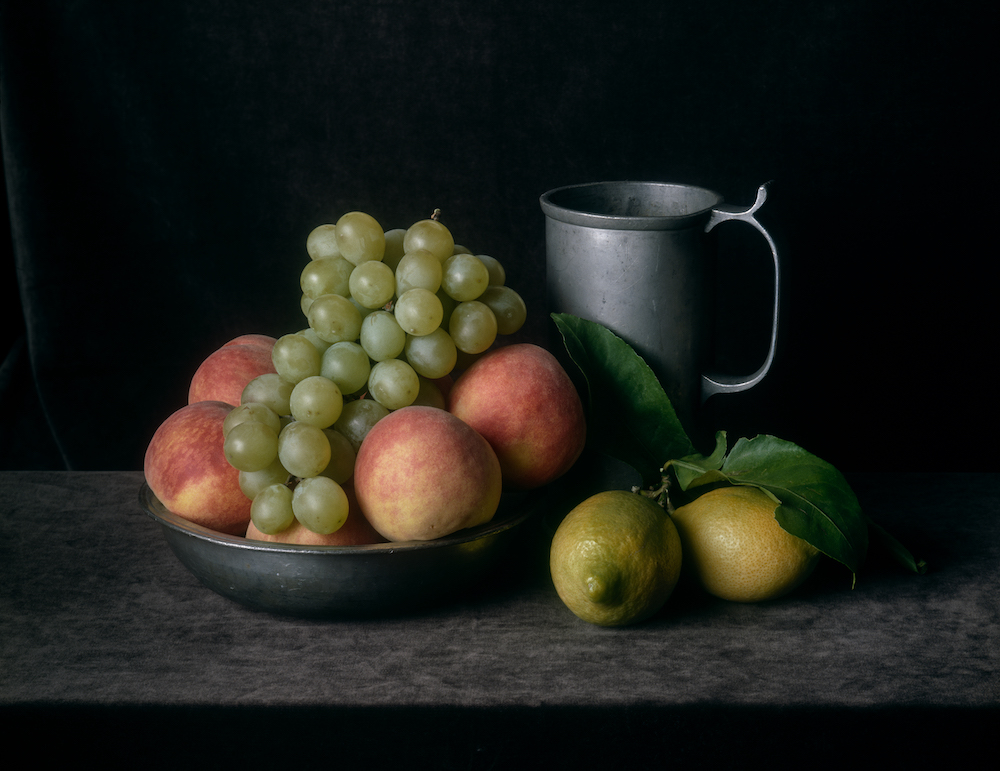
[670, 485, 821, 603]
[550, 490, 682, 626]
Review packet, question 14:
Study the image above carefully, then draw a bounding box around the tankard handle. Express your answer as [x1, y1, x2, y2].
[700, 181, 780, 402]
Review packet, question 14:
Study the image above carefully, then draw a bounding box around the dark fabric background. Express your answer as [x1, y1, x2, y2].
[0, 1, 991, 471]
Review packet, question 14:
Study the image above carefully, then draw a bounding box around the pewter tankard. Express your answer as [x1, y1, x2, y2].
[541, 180, 780, 437]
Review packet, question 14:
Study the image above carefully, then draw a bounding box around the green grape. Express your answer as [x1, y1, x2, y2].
[334, 398, 390, 451]
[350, 296, 378, 321]
[320, 428, 357, 484]
[478, 285, 527, 335]
[307, 293, 363, 344]
[358, 310, 405, 361]
[475, 254, 506, 286]
[395, 248, 442, 295]
[449, 300, 498, 354]
[251, 483, 295, 534]
[298, 326, 332, 355]
[272, 332, 323, 384]
[301, 256, 354, 299]
[306, 224, 342, 261]
[277, 420, 331, 478]
[336, 211, 386, 265]
[348, 259, 396, 309]
[239, 457, 291, 500]
[437, 288, 457, 329]
[403, 327, 457, 379]
[368, 359, 420, 410]
[301, 293, 313, 317]
[441, 252, 490, 302]
[241, 373, 294, 417]
[382, 228, 407, 272]
[289, 375, 344, 428]
[321, 341, 371, 395]
[452, 244, 472, 255]
[403, 218, 454, 262]
[223, 402, 281, 437]
[394, 287, 444, 336]
[224, 420, 279, 472]
[292, 476, 349, 534]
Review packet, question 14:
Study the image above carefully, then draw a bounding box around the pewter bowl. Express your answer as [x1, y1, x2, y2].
[139, 482, 535, 619]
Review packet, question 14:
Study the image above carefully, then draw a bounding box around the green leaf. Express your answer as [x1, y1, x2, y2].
[668, 434, 869, 576]
[867, 516, 929, 575]
[551, 313, 695, 487]
[670, 430, 729, 490]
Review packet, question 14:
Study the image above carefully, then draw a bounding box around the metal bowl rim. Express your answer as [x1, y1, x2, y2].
[139, 482, 534, 556]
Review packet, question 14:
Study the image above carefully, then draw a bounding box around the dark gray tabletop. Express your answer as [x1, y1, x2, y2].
[2, 470, 997, 768]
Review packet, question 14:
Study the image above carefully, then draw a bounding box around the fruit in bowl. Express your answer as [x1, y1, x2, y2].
[143, 400, 251, 535]
[353, 406, 503, 542]
[144, 209, 547, 547]
[447, 343, 586, 490]
[188, 334, 278, 407]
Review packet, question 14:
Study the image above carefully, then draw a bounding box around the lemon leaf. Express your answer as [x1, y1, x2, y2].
[867, 516, 928, 575]
[552, 313, 695, 487]
[670, 430, 729, 489]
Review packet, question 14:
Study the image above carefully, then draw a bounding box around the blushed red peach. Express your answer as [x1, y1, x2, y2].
[144, 400, 251, 535]
[353, 406, 502, 541]
[447, 343, 586, 490]
[188, 334, 278, 406]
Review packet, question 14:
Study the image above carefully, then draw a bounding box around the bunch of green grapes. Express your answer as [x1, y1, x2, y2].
[223, 209, 527, 537]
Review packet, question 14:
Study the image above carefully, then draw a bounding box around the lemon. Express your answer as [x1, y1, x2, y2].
[670, 485, 821, 603]
[550, 490, 682, 626]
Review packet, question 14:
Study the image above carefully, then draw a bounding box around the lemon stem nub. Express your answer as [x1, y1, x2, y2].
[586, 573, 618, 604]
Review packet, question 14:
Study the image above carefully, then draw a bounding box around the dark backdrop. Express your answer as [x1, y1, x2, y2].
[1, 1, 991, 472]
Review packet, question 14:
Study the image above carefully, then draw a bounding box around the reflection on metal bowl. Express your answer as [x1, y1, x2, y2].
[139, 482, 535, 619]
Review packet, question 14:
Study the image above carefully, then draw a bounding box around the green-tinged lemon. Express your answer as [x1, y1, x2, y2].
[550, 490, 682, 627]
[671, 485, 821, 603]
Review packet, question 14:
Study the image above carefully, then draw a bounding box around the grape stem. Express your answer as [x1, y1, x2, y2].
[430, 208, 442, 221]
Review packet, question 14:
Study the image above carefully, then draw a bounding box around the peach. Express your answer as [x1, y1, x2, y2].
[188, 334, 277, 406]
[447, 343, 586, 490]
[353, 406, 502, 541]
[144, 400, 251, 535]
